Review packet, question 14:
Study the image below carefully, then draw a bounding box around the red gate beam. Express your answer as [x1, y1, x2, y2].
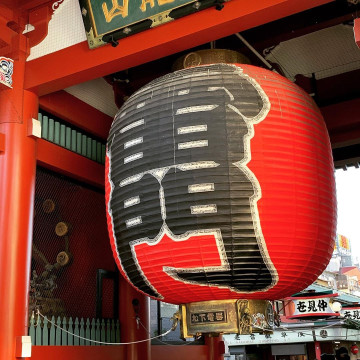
[25, 0, 333, 96]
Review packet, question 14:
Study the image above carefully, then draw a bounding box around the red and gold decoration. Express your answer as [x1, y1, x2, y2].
[180, 299, 274, 337]
[30, 198, 72, 318]
[105, 55, 336, 314]
[79, 0, 226, 49]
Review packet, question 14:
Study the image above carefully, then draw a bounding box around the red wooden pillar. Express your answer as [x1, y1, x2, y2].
[315, 341, 322, 360]
[205, 335, 225, 360]
[0, 51, 38, 358]
[354, 18, 360, 48]
[119, 276, 151, 360]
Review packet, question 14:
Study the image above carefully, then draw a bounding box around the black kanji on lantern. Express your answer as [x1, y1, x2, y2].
[107, 64, 277, 298]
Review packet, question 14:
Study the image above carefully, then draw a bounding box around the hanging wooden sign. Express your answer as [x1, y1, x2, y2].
[79, 0, 224, 48]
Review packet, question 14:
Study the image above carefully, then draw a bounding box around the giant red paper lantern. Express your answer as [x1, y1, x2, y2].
[105, 63, 336, 305]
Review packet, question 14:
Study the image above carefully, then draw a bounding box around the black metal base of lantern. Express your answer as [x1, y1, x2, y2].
[179, 299, 274, 338]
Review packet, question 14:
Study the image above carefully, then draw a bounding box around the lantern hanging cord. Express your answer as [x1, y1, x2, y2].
[136, 312, 194, 346]
[34, 310, 173, 345]
[234, 33, 278, 74]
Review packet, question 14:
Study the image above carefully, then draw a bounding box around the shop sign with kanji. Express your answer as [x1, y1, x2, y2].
[224, 330, 314, 345]
[341, 307, 360, 321]
[190, 311, 226, 324]
[224, 327, 360, 346]
[286, 293, 340, 319]
[79, 0, 225, 48]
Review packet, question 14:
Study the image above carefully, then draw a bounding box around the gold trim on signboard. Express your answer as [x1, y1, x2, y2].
[87, 0, 197, 38]
[85, 27, 106, 49]
[172, 49, 251, 70]
[149, 9, 174, 27]
[180, 299, 274, 339]
[86, 0, 99, 37]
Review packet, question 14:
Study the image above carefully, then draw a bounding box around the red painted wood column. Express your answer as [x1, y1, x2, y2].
[0, 48, 38, 359]
[315, 341, 322, 360]
[119, 276, 151, 360]
[205, 335, 224, 360]
[354, 18, 360, 48]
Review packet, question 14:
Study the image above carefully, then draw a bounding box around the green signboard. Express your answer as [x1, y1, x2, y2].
[79, 0, 224, 48]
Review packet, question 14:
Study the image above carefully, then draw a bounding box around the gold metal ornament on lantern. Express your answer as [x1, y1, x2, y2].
[180, 299, 274, 338]
[172, 49, 250, 71]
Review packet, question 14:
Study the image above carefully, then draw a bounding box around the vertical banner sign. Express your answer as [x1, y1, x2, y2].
[0, 57, 14, 88]
[79, 0, 225, 48]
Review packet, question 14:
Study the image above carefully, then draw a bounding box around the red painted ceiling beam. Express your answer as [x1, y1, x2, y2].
[321, 98, 360, 145]
[25, 0, 334, 95]
[0, 5, 20, 56]
[39, 90, 113, 140]
[295, 68, 360, 106]
[2, 0, 50, 10]
[37, 138, 105, 188]
[19, 0, 55, 11]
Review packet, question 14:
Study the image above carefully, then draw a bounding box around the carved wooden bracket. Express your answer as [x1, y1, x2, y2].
[27, 0, 65, 48]
[0, 0, 66, 56]
[0, 7, 18, 55]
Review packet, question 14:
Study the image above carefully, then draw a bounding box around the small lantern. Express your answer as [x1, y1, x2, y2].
[351, 344, 359, 355]
[105, 58, 336, 327]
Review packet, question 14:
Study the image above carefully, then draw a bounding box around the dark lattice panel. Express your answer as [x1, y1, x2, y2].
[30, 168, 118, 320]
